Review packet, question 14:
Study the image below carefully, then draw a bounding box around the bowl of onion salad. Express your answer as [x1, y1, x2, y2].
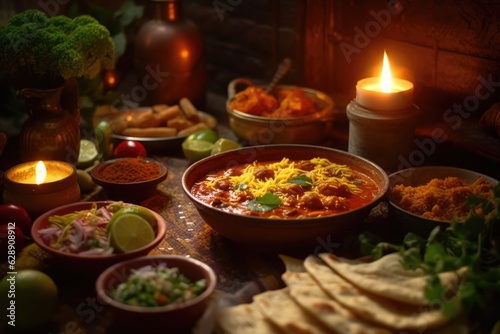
[96, 255, 217, 332]
[37, 201, 119, 255]
[111, 263, 207, 307]
[31, 201, 167, 274]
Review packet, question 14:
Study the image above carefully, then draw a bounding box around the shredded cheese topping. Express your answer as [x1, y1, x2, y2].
[206, 157, 362, 199]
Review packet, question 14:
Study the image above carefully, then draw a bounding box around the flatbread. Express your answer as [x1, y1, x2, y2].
[319, 252, 467, 306]
[253, 288, 329, 334]
[282, 271, 392, 334]
[304, 255, 450, 331]
[215, 302, 280, 334]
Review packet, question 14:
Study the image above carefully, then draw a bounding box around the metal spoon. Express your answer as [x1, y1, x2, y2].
[264, 58, 292, 93]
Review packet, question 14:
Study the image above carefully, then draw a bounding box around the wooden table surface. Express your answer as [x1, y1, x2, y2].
[0, 131, 390, 333]
[1, 92, 499, 333]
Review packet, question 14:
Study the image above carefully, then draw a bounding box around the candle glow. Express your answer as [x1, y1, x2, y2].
[380, 51, 393, 93]
[36, 161, 47, 185]
[3, 160, 80, 218]
[355, 51, 414, 111]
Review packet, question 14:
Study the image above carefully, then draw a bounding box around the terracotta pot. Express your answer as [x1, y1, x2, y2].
[18, 78, 80, 164]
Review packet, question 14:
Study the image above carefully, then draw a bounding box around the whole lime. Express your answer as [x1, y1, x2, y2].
[0, 270, 58, 330]
[183, 129, 219, 144]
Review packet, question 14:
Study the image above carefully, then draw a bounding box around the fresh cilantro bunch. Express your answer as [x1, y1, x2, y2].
[360, 183, 500, 326]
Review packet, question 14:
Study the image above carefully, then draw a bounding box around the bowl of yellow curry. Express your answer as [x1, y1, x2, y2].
[182, 144, 389, 252]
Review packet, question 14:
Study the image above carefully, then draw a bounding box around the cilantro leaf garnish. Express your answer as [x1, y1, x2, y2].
[247, 192, 281, 213]
[289, 175, 313, 187]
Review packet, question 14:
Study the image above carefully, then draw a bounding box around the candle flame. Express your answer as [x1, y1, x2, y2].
[36, 161, 47, 185]
[380, 51, 393, 93]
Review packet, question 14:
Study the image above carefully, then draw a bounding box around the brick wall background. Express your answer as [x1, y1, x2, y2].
[182, 0, 500, 116]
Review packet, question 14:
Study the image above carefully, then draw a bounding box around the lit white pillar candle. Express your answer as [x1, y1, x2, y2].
[346, 51, 420, 172]
[355, 51, 414, 111]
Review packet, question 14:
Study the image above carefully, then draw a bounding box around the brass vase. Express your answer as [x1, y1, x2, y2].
[18, 78, 80, 164]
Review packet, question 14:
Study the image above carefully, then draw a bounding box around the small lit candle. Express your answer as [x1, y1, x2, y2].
[3, 161, 81, 218]
[355, 51, 414, 111]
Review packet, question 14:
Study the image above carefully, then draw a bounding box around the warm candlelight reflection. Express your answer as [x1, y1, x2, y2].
[36, 161, 47, 185]
[103, 69, 118, 90]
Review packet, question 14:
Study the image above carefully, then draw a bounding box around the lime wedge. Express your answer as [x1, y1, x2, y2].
[77, 139, 99, 169]
[107, 206, 158, 232]
[211, 138, 241, 155]
[109, 214, 155, 253]
[182, 139, 214, 163]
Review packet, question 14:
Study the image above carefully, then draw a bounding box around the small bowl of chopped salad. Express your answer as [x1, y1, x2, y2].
[31, 201, 167, 274]
[95, 255, 217, 332]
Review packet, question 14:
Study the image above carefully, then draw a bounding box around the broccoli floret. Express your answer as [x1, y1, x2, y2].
[0, 9, 115, 88]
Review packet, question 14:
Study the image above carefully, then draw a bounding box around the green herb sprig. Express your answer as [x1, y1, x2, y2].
[288, 175, 313, 187]
[360, 183, 500, 327]
[247, 192, 281, 213]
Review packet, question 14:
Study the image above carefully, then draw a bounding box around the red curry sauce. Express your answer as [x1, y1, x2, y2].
[191, 158, 380, 219]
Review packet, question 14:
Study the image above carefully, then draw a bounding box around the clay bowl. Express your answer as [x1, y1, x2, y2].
[182, 144, 389, 252]
[387, 166, 499, 237]
[31, 201, 167, 275]
[226, 78, 335, 145]
[95, 255, 217, 332]
[90, 157, 167, 202]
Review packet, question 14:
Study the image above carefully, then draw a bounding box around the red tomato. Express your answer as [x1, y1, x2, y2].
[0, 204, 32, 236]
[0, 224, 25, 256]
[114, 140, 147, 158]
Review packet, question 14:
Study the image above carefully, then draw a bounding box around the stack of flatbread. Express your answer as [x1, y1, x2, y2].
[215, 252, 468, 333]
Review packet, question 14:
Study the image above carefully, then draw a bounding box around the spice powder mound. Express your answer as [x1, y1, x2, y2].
[98, 158, 161, 183]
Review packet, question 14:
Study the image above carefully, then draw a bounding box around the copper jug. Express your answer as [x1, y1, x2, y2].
[18, 78, 80, 164]
[134, 0, 207, 108]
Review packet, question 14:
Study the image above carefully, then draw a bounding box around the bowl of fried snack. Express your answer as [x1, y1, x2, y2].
[226, 78, 335, 145]
[387, 166, 499, 236]
[102, 98, 217, 152]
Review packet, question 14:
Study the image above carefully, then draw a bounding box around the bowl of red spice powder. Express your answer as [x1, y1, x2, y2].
[91, 157, 168, 202]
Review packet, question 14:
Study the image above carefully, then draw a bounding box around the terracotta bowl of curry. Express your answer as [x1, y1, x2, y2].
[387, 166, 499, 237]
[91, 157, 168, 202]
[182, 144, 388, 252]
[226, 78, 335, 145]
